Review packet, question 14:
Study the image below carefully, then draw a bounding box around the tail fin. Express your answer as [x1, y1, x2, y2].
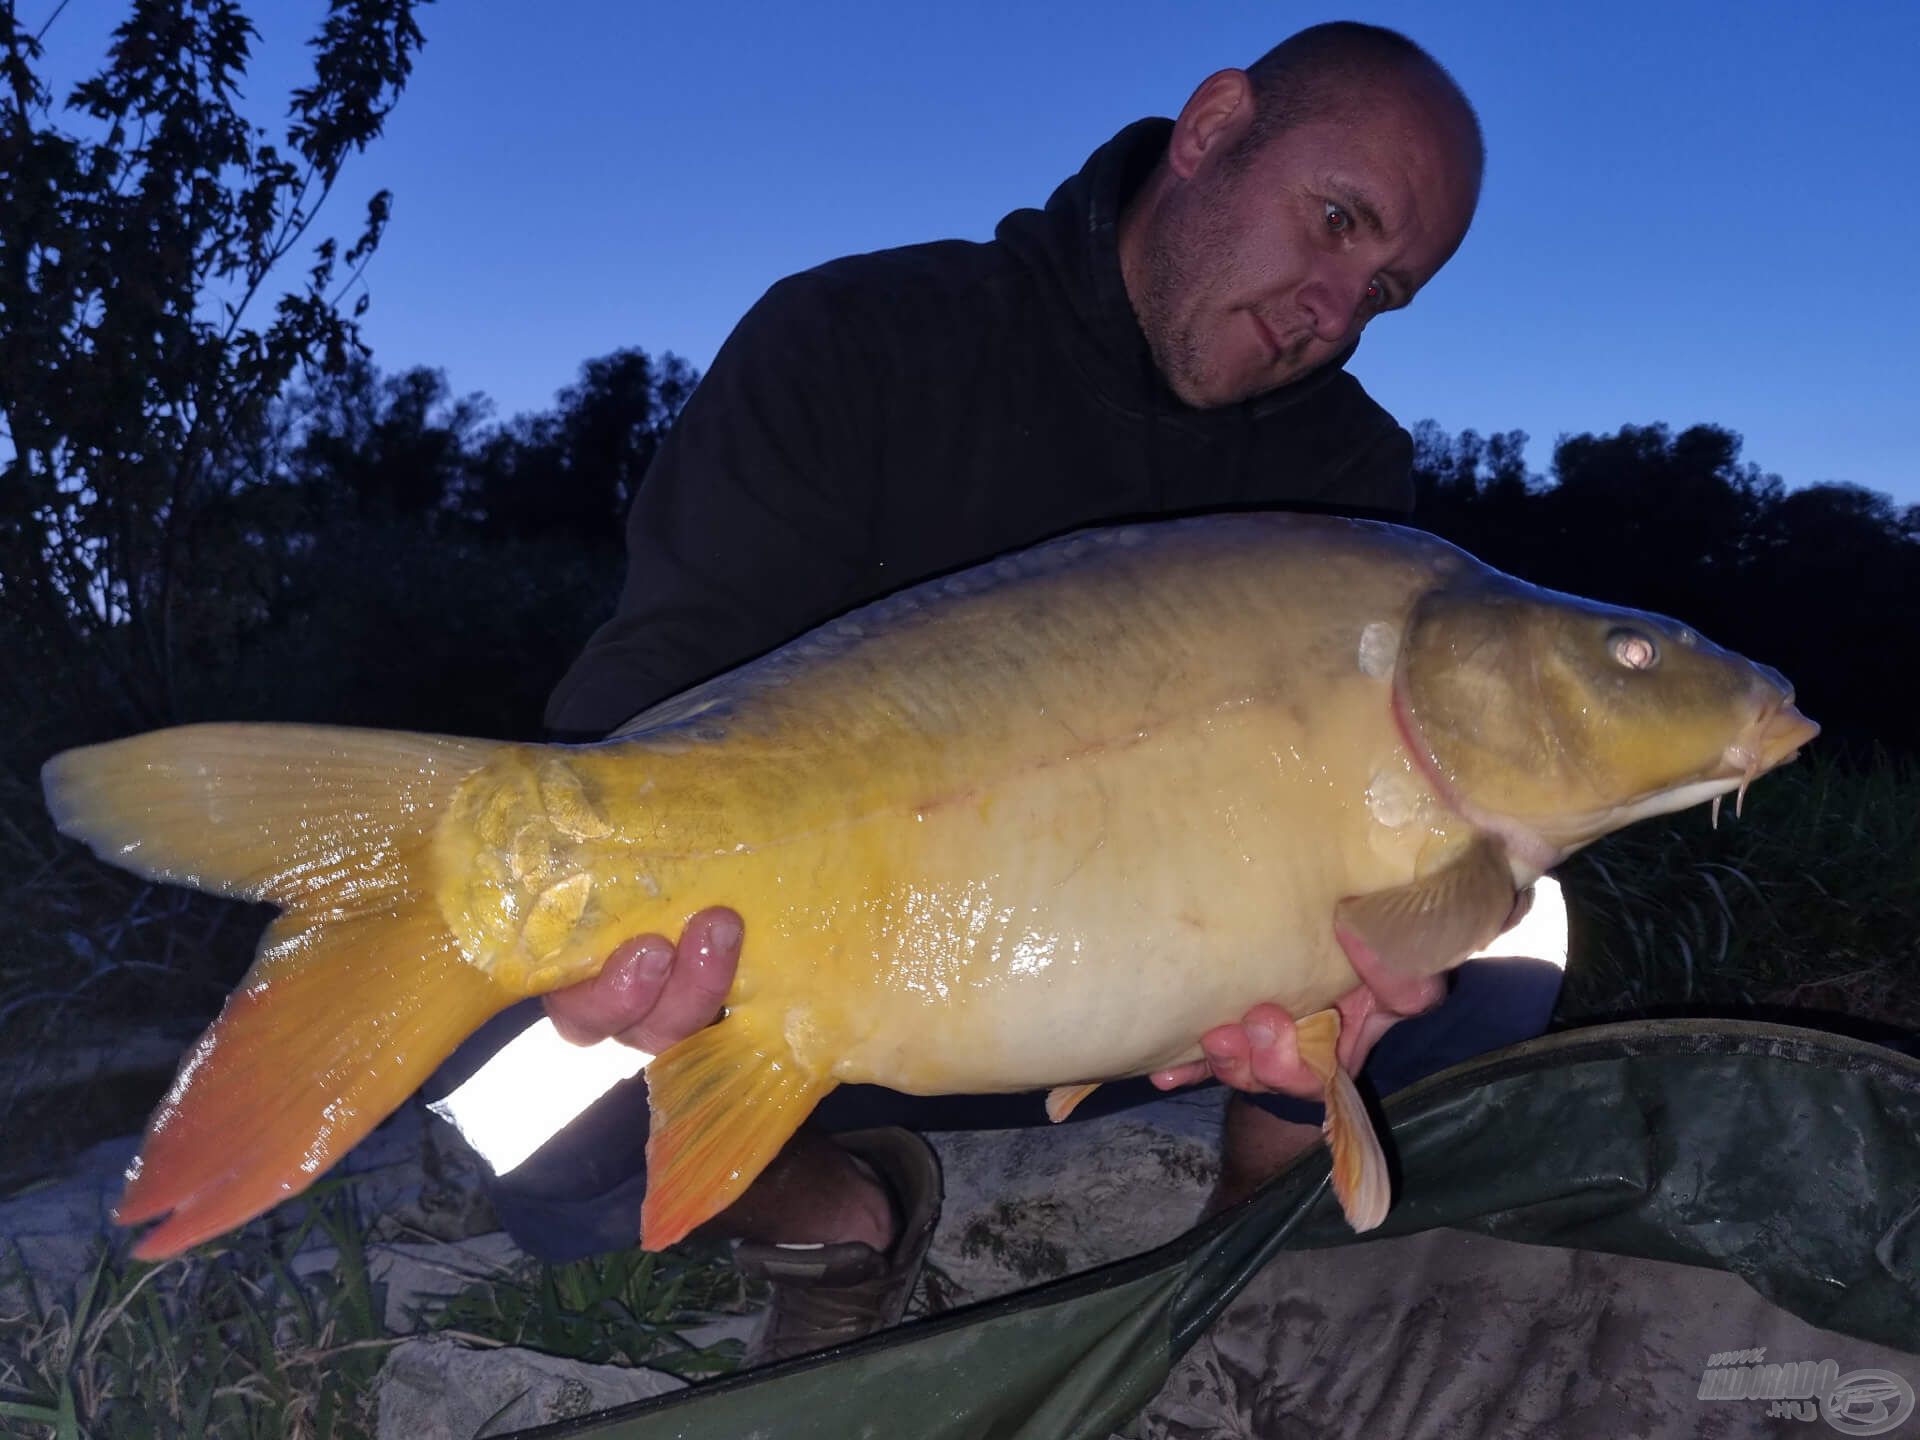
[43, 724, 517, 1259]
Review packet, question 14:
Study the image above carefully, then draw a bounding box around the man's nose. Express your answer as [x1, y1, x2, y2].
[1298, 272, 1367, 343]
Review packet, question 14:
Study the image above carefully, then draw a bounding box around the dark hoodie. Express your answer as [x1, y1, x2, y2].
[545, 119, 1414, 738]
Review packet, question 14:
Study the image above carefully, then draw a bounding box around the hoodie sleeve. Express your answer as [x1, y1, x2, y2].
[544, 275, 882, 737]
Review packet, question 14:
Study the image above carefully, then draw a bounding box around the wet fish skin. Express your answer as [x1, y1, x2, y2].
[41, 512, 1816, 1256]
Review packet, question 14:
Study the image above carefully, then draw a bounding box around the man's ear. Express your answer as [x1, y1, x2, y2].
[1168, 69, 1255, 180]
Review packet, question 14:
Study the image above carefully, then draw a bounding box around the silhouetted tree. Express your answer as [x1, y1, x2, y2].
[128, 348, 701, 738]
[1743, 482, 1920, 736]
[468, 348, 697, 543]
[1410, 421, 1540, 574]
[0, 0, 425, 746]
[1537, 424, 1782, 629]
[292, 361, 489, 519]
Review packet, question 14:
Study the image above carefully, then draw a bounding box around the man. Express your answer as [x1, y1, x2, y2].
[462, 21, 1558, 1363]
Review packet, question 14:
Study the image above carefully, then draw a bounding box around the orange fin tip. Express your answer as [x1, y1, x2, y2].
[640, 1011, 836, 1250]
[43, 723, 517, 1256]
[1294, 1007, 1391, 1233]
[1045, 1082, 1102, 1123]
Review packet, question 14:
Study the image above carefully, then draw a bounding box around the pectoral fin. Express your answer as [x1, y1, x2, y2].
[1045, 1083, 1101, 1123]
[1334, 834, 1517, 987]
[1293, 1008, 1390, 1232]
[640, 1009, 836, 1250]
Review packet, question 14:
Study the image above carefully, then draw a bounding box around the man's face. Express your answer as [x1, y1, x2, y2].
[1127, 77, 1479, 409]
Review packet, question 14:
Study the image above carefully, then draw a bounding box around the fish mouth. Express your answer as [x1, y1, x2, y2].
[1717, 697, 1819, 819]
[1756, 699, 1820, 765]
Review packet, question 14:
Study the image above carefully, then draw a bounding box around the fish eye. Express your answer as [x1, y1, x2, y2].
[1607, 628, 1659, 671]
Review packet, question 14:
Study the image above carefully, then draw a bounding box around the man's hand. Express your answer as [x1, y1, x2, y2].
[1149, 981, 1416, 1099]
[1153, 879, 1556, 1099]
[543, 907, 742, 1053]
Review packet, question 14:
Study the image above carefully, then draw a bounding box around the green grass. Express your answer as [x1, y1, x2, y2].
[1557, 749, 1920, 1030]
[0, 1190, 749, 1440]
[419, 1243, 753, 1380]
[1, 1190, 393, 1440]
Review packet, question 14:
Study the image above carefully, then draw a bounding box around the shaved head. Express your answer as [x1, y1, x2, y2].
[1236, 23, 1483, 199]
[1118, 23, 1485, 407]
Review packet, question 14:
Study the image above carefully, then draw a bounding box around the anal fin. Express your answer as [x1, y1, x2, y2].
[1294, 1008, 1390, 1233]
[641, 1011, 836, 1250]
[1045, 1082, 1101, 1123]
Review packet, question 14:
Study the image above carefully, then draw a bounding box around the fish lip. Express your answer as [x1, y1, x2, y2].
[1723, 696, 1821, 780]
[1758, 699, 1820, 764]
[1715, 694, 1819, 818]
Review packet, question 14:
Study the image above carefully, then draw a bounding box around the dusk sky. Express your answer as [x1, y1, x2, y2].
[37, 2, 1920, 503]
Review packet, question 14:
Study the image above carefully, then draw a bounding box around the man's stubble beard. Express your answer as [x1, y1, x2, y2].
[1134, 198, 1318, 407]
[1132, 182, 1240, 409]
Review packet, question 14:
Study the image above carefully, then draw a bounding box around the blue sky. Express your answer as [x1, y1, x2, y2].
[35, 2, 1920, 503]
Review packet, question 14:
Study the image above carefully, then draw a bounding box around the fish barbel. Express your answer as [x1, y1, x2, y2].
[41, 513, 1817, 1258]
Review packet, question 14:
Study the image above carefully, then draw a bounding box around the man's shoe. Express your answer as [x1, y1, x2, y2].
[734, 1128, 943, 1367]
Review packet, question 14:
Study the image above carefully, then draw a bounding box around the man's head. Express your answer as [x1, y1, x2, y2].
[1119, 23, 1483, 409]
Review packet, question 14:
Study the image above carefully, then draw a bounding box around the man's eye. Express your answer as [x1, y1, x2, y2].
[1365, 279, 1388, 310]
[1323, 201, 1351, 234]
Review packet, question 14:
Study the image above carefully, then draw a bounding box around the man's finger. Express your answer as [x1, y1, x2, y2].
[1151, 1059, 1213, 1091]
[1500, 883, 1537, 936]
[1239, 1004, 1320, 1098]
[1331, 984, 1382, 1072]
[1330, 974, 1438, 1072]
[544, 933, 675, 1046]
[1199, 1023, 1256, 1092]
[625, 906, 742, 1054]
[1344, 1004, 1407, 1074]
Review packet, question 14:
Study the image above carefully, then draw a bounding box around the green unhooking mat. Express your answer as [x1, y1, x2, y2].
[506, 1020, 1920, 1439]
